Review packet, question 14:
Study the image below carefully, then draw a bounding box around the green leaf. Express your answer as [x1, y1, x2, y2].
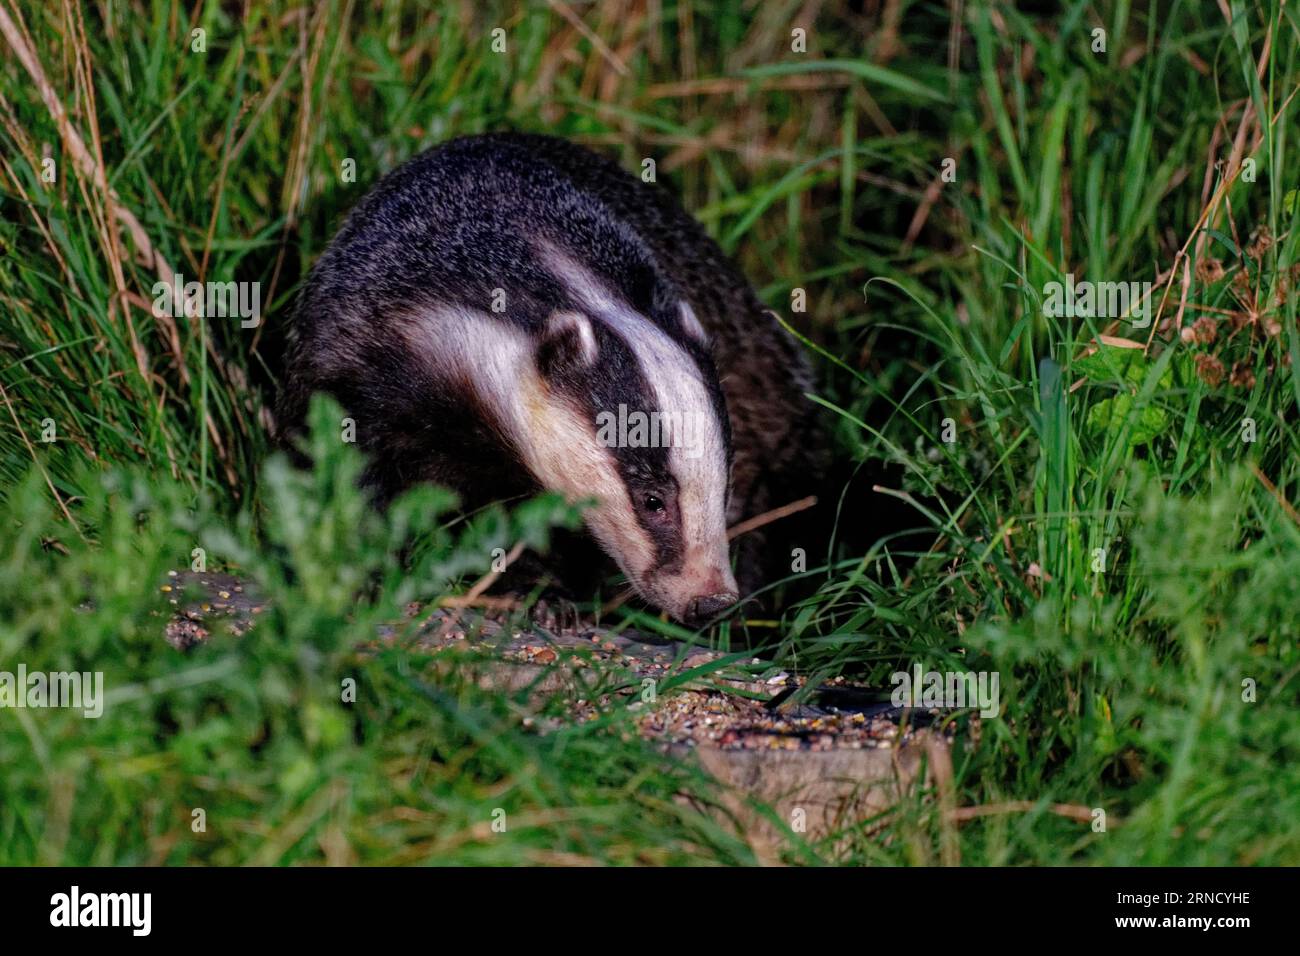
[1086, 392, 1168, 447]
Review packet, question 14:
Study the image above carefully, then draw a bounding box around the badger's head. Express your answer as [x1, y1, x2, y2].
[518, 299, 738, 627]
[398, 242, 739, 626]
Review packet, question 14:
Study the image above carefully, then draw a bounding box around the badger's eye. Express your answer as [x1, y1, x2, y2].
[643, 494, 665, 513]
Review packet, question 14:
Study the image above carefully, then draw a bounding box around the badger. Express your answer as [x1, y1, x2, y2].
[278, 133, 825, 626]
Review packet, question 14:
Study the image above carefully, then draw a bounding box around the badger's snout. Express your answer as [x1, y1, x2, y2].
[683, 591, 739, 627]
[647, 554, 738, 627]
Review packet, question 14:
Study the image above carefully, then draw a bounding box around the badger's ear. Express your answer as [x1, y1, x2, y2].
[537, 310, 599, 379]
[677, 301, 709, 345]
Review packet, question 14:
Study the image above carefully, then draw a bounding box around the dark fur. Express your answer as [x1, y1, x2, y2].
[278, 133, 827, 602]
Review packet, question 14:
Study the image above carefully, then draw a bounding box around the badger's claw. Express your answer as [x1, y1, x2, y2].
[527, 595, 585, 634]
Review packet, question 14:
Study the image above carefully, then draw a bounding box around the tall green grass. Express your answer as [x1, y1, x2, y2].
[786, 1, 1300, 863]
[2, 0, 1298, 864]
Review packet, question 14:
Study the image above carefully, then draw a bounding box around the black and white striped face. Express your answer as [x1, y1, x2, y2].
[536, 303, 739, 626]
[402, 267, 738, 625]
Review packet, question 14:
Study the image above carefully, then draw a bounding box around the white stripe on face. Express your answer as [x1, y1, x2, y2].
[542, 249, 737, 611]
[397, 305, 657, 580]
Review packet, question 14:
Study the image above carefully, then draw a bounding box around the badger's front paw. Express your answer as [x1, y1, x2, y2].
[526, 594, 585, 634]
